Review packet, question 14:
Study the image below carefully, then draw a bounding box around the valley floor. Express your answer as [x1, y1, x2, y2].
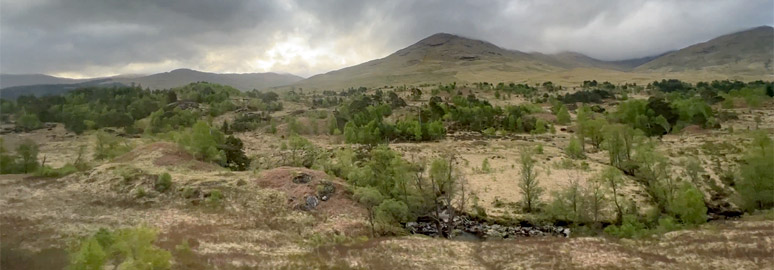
[1, 172, 772, 270]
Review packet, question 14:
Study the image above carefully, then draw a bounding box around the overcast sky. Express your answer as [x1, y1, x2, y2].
[1, 0, 772, 78]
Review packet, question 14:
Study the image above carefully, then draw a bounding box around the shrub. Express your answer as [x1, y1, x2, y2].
[220, 135, 251, 171]
[176, 121, 225, 162]
[546, 180, 584, 223]
[94, 131, 133, 160]
[354, 186, 385, 236]
[15, 139, 39, 173]
[375, 199, 409, 225]
[556, 105, 571, 125]
[285, 135, 320, 168]
[155, 173, 172, 192]
[135, 187, 147, 198]
[566, 136, 585, 159]
[35, 164, 79, 178]
[69, 226, 171, 270]
[603, 214, 647, 238]
[16, 111, 42, 131]
[206, 189, 223, 208]
[481, 158, 492, 173]
[668, 182, 707, 225]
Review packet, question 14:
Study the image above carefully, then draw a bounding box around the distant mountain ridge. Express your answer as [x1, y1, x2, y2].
[635, 26, 774, 74]
[291, 26, 774, 89]
[114, 69, 304, 91]
[3, 26, 772, 96]
[0, 69, 304, 99]
[0, 74, 93, 89]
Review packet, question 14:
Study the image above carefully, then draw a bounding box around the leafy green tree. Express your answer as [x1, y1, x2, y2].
[426, 120, 445, 140]
[532, 119, 548, 134]
[16, 139, 39, 173]
[555, 105, 571, 125]
[599, 167, 624, 224]
[633, 141, 675, 212]
[221, 135, 251, 171]
[566, 135, 585, 159]
[583, 118, 607, 149]
[166, 91, 177, 104]
[286, 135, 319, 168]
[177, 121, 225, 162]
[584, 177, 608, 224]
[375, 199, 409, 225]
[604, 124, 641, 173]
[547, 178, 583, 223]
[354, 186, 384, 236]
[16, 111, 42, 131]
[668, 182, 707, 225]
[737, 132, 774, 210]
[518, 149, 542, 213]
[69, 237, 107, 270]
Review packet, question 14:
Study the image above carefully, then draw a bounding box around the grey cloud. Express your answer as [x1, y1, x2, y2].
[1, 0, 772, 77]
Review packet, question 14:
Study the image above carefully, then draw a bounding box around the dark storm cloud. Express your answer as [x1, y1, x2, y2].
[1, 0, 772, 77]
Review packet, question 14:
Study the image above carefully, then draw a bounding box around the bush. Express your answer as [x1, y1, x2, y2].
[93, 131, 133, 160]
[69, 226, 171, 270]
[481, 158, 492, 173]
[375, 199, 409, 225]
[555, 105, 571, 125]
[284, 135, 321, 168]
[176, 121, 225, 162]
[16, 111, 42, 131]
[603, 214, 648, 238]
[35, 164, 79, 178]
[355, 186, 385, 236]
[667, 182, 707, 225]
[15, 139, 39, 173]
[206, 189, 224, 208]
[155, 173, 172, 192]
[220, 135, 251, 171]
[566, 136, 584, 159]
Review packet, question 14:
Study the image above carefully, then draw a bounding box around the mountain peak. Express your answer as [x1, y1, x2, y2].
[415, 32, 486, 47]
[418, 33, 461, 45]
[391, 32, 519, 62]
[169, 68, 199, 74]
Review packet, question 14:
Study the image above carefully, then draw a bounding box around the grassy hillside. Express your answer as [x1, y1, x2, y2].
[636, 26, 774, 75]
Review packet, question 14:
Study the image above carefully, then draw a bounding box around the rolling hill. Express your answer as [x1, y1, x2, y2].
[291, 27, 774, 90]
[635, 26, 774, 75]
[113, 69, 304, 91]
[0, 74, 93, 89]
[4, 26, 772, 96]
[292, 33, 566, 89]
[0, 79, 123, 100]
[0, 69, 304, 99]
